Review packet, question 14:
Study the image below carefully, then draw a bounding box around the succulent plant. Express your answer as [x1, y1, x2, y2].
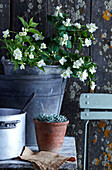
[35, 113, 67, 123]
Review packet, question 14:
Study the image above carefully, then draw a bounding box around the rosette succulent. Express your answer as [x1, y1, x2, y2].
[35, 113, 67, 123]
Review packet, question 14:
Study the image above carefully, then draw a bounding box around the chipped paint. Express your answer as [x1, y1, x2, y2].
[92, 158, 100, 165]
[104, 129, 111, 137]
[69, 82, 81, 101]
[103, 10, 112, 21]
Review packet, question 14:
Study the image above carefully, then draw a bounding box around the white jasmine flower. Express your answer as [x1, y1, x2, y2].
[59, 12, 63, 18]
[22, 32, 27, 36]
[25, 28, 28, 32]
[62, 18, 71, 26]
[31, 45, 35, 51]
[73, 60, 80, 68]
[56, 5, 62, 11]
[32, 34, 39, 40]
[13, 48, 22, 60]
[63, 34, 69, 41]
[3, 34, 7, 38]
[66, 67, 73, 77]
[40, 36, 44, 40]
[56, 6, 60, 11]
[90, 81, 96, 90]
[82, 70, 88, 81]
[64, 40, 67, 45]
[74, 23, 81, 29]
[54, 10, 63, 18]
[32, 34, 44, 41]
[29, 52, 34, 59]
[61, 71, 68, 79]
[59, 37, 65, 46]
[3, 29, 9, 35]
[59, 35, 68, 46]
[22, 27, 25, 31]
[20, 64, 25, 70]
[14, 48, 22, 55]
[37, 59, 46, 67]
[79, 58, 84, 65]
[86, 23, 98, 33]
[73, 58, 84, 68]
[61, 68, 72, 79]
[66, 18, 71, 24]
[58, 37, 63, 41]
[2, 29, 9, 38]
[40, 43, 47, 49]
[54, 11, 59, 17]
[85, 38, 92, 47]
[77, 70, 88, 82]
[14, 54, 22, 60]
[54, 5, 63, 18]
[25, 52, 29, 56]
[59, 57, 67, 65]
[89, 66, 96, 74]
[75, 49, 79, 54]
[19, 32, 23, 36]
[69, 36, 72, 40]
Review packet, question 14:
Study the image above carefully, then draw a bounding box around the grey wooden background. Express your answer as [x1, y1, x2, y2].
[0, 0, 112, 169]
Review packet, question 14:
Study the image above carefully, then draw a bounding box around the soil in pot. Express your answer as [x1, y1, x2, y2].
[33, 119, 69, 153]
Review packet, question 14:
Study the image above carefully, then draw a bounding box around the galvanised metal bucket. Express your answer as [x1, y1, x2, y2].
[0, 108, 26, 160]
[0, 73, 66, 145]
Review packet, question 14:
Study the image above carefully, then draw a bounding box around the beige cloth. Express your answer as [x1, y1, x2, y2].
[19, 146, 75, 170]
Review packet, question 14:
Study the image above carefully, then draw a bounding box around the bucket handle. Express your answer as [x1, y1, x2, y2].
[0, 120, 20, 129]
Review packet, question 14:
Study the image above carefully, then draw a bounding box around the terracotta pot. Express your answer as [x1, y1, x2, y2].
[33, 119, 69, 153]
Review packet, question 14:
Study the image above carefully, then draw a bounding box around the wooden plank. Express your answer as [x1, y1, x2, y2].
[91, 0, 112, 90]
[0, 137, 77, 169]
[88, 0, 112, 165]
[0, 0, 10, 73]
[80, 93, 112, 109]
[11, 0, 48, 35]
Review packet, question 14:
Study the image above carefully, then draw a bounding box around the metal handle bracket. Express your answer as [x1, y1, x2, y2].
[0, 120, 20, 129]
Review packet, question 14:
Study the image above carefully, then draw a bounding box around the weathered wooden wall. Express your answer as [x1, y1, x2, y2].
[0, 0, 112, 169]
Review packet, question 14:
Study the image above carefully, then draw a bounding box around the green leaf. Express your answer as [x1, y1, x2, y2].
[62, 13, 68, 18]
[18, 37, 23, 44]
[67, 40, 72, 48]
[81, 31, 88, 37]
[84, 56, 90, 62]
[40, 51, 49, 57]
[47, 15, 59, 24]
[28, 28, 42, 35]
[15, 34, 19, 39]
[51, 43, 59, 52]
[55, 55, 61, 61]
[57, 25, 66, 31]
[29, 17, 34, 25]
[39, 66, 45, 72]
[29, 18, 39, 27]
[1, 46, 8, 49]
[18, 16, 28, 28]
[59, 49, 67, 56]
[14, 61, 19, 70]
[68, 26, 77, 32]
[23, 36, 33, 43]
[30, 22, 39, 27]
[72, 74, 78, 78]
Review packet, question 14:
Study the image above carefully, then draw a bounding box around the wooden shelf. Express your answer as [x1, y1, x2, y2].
[0, 137, 77, 169]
